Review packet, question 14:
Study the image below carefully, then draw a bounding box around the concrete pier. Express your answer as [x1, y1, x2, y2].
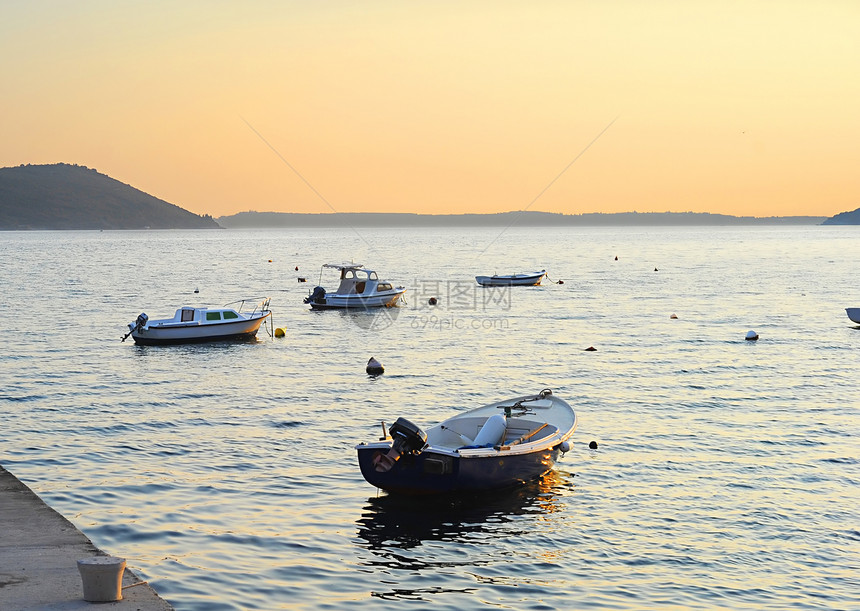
[0, 465, 173, 610]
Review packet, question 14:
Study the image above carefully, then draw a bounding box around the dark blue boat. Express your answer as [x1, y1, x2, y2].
[356, 389, 577, 495]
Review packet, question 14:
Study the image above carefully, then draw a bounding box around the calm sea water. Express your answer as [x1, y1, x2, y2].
[1, 226, 858, 610]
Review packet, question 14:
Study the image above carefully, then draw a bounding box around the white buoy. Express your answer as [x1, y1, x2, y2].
[366, 357, 384, 375]
[745, 330, 759, 341]
[77, 556, 126, 602]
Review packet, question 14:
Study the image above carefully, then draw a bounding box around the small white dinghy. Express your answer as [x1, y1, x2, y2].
[475, 270, 547, 286]
[356, 389, 577, 495]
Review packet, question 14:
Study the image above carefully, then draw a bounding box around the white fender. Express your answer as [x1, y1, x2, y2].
[473, 413, 507, 446]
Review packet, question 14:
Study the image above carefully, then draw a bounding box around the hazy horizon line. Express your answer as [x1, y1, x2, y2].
[220, 209, 827, 219]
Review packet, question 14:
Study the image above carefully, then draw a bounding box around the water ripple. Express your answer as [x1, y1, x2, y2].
[3, 227, 859, 610]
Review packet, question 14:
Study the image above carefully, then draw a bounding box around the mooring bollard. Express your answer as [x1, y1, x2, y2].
[77, 556, 126, 602]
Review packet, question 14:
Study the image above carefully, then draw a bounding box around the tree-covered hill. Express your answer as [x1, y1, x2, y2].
[0, 163, 221, 230]
[822, 207, 860, 225]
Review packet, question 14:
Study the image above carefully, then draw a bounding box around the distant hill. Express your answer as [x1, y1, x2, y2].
[822, 207, 860, 225]
[218, 210, 826, 228]
[0, 163, 221, 230]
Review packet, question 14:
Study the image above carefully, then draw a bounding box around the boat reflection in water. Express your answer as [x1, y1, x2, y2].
[355, 469, 573, 574]
[354, 470, 575, 601]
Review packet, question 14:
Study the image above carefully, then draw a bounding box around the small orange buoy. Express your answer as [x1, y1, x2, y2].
[295, 266, 299, 271]
[274, 327, 286, 338]
[670, 313, 678, 319]
[584, 346, 597, 352]
[428, 297, 438, 305]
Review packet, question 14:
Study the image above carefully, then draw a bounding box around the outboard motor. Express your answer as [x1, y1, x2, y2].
[122, 312, 148, 342]
[373, 417, 427, 473]
[304, 286, 326, 305]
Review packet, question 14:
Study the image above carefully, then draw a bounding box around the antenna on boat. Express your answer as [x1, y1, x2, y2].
[441, 425, 474, 446]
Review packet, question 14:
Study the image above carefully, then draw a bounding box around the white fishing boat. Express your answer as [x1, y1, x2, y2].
[304, 263, 406, 310]
[356, 389, 577, 495]
[122, 298, 271, 345]
[475, 270, 546, 286]
[846, 308, 860, 324]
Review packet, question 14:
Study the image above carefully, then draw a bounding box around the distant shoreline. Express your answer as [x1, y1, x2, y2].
[1, 164, 850, 229]
[217, 210, 827, 228]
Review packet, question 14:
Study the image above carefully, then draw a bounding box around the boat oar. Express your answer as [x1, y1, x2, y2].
[508, 423, 549, 446]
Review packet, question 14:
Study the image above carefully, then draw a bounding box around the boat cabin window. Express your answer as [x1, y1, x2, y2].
[181, 309, 195, 322]
[369, 271, 378, 280]
[223, 311, 239, 320]
[377, 283, 392, 291]
[206, 311, 222, 321]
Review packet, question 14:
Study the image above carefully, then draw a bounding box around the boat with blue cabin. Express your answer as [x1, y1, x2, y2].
[304, 263, 406, 310]
[356, 389, 576, 495]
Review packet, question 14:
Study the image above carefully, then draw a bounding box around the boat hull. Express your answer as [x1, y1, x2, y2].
[847, 308, 860, 324]
[475, 271, 546, 286]
[131, 313, 269, 345]
[308, 289, 406, 310]
[356, 444, 561, 495]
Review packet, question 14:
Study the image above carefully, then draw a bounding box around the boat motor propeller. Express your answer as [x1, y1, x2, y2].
[121, 312, 148, 342]
[373, 417, 427, 473]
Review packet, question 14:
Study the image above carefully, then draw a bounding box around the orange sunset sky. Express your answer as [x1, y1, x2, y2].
[2, 1, 858, 218]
